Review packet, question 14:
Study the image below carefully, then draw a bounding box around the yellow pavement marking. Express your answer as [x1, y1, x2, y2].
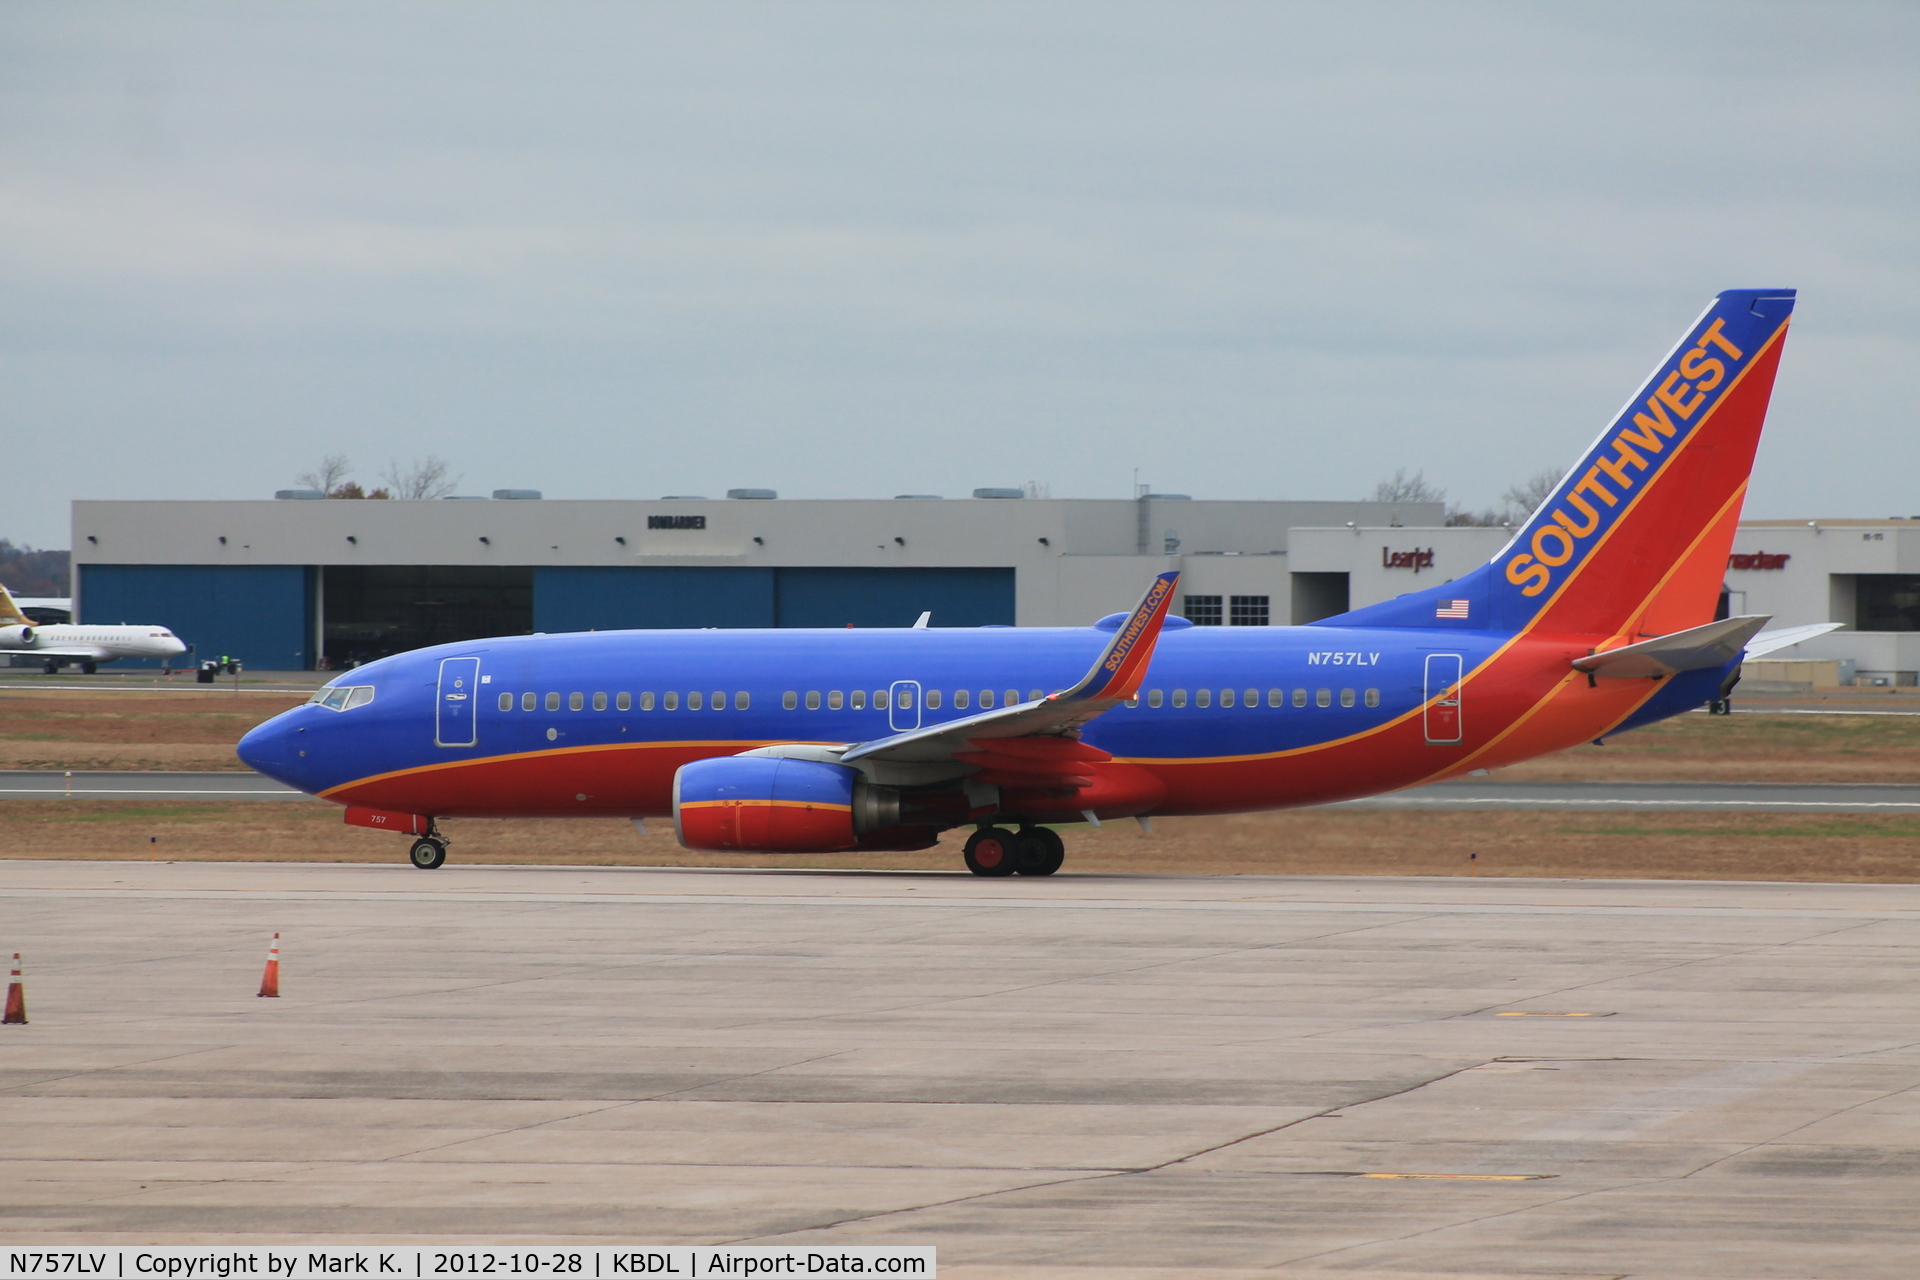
[1361, 1173, 1554, 1181]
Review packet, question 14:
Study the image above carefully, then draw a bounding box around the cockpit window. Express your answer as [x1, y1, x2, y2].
[311, 685, 375, 712]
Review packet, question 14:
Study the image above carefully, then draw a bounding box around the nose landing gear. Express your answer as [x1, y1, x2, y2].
[408, 837, 447, 870]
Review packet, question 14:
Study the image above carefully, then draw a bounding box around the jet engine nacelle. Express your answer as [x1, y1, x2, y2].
[0, 626, 33, 647]
[673, 756, 900, 853]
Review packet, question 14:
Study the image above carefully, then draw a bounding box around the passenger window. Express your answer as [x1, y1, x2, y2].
[1196, 688, 1212, 708]
[617, 692, 631, 711]
[1365, 688, 1380, 708]
[829, 691, 844, 710]
[953, 689, 970, 709]
[851, 690, 866, 710]
[735, 691, 750, 710]
[979, 689, 994, 708]
[784, 691, 797, 710]
[641, 692, 655, 710]
[546, 692, 560, 711]
[1029, 689, 1042, 702]
[1316, 689, 1332, 707]
[1268, 688, 1283, 707]
[688, 691, 704, 710]
[664, 691, 679, 710]
[1004, 689, 1019, 707]
[1341, 688, 1356, 708]
[522, 692, 535, 711]
[1220, 688, 1235, 708]
[498, 692, 512, 711]
[1172, 689, 1188, 708]
[1245, 688, 1258, 708]
[592, 692, 607, 711]
[876, 689, 890, 709]
[899, 689, 915, 709]
[1293, 688, 1307, 707]
[806, 691, 821, 710]
[569, 692, 584, 711]
[926, 690, 941, 710]
[1124, 696, 1138, 709]
[1148, 689, 1163, 708]
[346, 686, 375, 710]
[711, 690, 724, 710]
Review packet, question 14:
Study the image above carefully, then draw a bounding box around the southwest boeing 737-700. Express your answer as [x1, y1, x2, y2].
[240, 289, 1824, 874]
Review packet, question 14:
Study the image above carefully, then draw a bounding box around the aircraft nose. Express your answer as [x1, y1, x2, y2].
[164, 637, 187, 655]
[237, 714, 297, 783]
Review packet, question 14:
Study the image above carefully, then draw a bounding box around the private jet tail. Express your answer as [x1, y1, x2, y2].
[0, 584, 31, 628]
[1324, 288, 1796, 641]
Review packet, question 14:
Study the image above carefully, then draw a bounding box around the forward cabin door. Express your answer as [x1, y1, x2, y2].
[1423, 653, 1463, 744]
[888, 680, 922, 733]
[436, 657, 481, 748]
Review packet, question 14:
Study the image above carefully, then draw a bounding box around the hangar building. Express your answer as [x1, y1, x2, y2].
[67, 492, 1442, 670]
[66, 496, 1920, 684]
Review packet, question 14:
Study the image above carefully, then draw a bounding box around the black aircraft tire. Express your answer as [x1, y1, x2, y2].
[1015, 827, 1065, 876]
[963, 828, 1018, 877]
[80, 662, 97, 675]
[408, 838, 448, 870]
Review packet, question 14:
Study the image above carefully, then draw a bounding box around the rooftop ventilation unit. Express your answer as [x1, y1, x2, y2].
[972, 488, 1024, 500]
[726, 488, 777, 500]
[491, 489, 542, 500]
[660, 495, 709, 500]
[894, 494, 943, 499]
[1142, 493, 1192, 500]
[274, 489, 325, 500]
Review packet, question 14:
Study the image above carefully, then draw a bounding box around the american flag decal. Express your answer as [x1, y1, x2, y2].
[1435, 599, 1470, 619]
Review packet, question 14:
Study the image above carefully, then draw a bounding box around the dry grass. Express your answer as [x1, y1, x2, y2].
[0, 690, 303, 770]
[11, 801, 1920, 883]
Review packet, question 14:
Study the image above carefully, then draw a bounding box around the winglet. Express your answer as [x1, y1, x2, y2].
[1059, 571, 1180, 703]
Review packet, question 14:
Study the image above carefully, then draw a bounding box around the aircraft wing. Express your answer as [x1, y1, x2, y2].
[1, 645, 111, 658]
[1743, 621, 1844, 659]
[1572, 615, 1772, 679]
[838, 570, 1181, 768]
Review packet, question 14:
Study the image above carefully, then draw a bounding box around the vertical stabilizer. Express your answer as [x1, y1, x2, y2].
[1322, 289, 1795, 639]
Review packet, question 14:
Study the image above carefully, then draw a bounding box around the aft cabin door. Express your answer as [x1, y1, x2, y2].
[436, 657, 480, 748]
[1423, 653, 1463, 745]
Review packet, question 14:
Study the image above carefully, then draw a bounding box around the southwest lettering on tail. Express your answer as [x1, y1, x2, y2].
[1502, 311, 1757, 599]
[237, 291, 1797, 879]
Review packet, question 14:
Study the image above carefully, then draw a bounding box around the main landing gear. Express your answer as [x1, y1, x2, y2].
[408, 823, 449, 871]
[964, 825, 1065, 878]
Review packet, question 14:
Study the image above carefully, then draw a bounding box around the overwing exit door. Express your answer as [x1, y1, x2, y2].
[888, 680, 921, 733]
[437, 657, 480, 747]
[1423, 653, 1463, 744]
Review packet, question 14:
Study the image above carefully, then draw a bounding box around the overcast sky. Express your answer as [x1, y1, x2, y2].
[4, 1, 1916, 549]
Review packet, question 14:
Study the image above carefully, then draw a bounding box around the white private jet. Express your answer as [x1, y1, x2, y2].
[0, 584, 188, 673]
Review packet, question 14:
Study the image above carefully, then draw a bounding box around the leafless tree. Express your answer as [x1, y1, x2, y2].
[1501, 467, 1565, 524]
[382, 455, 460, 500]
[296, 454, 354, 495]
[1372, 468, 1446, 505]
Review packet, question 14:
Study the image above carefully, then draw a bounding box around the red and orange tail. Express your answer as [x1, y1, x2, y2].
[1327, 289, 1795, 641]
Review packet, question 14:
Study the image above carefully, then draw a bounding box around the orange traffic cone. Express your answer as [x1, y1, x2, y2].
[3, 953, 25, 1024]
[257, 934, 280, 998]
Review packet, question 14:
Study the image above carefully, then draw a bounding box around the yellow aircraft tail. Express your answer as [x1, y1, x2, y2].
[0, 584, 31, 628]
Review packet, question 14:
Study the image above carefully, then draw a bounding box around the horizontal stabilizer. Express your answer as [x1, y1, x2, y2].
[1572, 615, 1771, 679]
[1744, 622, 1844, 660]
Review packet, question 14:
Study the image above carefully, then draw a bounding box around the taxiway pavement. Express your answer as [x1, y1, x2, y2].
[1, 861, 1914, 1277]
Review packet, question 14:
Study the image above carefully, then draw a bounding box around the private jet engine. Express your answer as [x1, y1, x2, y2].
[673, 756, 903, 852]
[0, 626, 33, 647]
